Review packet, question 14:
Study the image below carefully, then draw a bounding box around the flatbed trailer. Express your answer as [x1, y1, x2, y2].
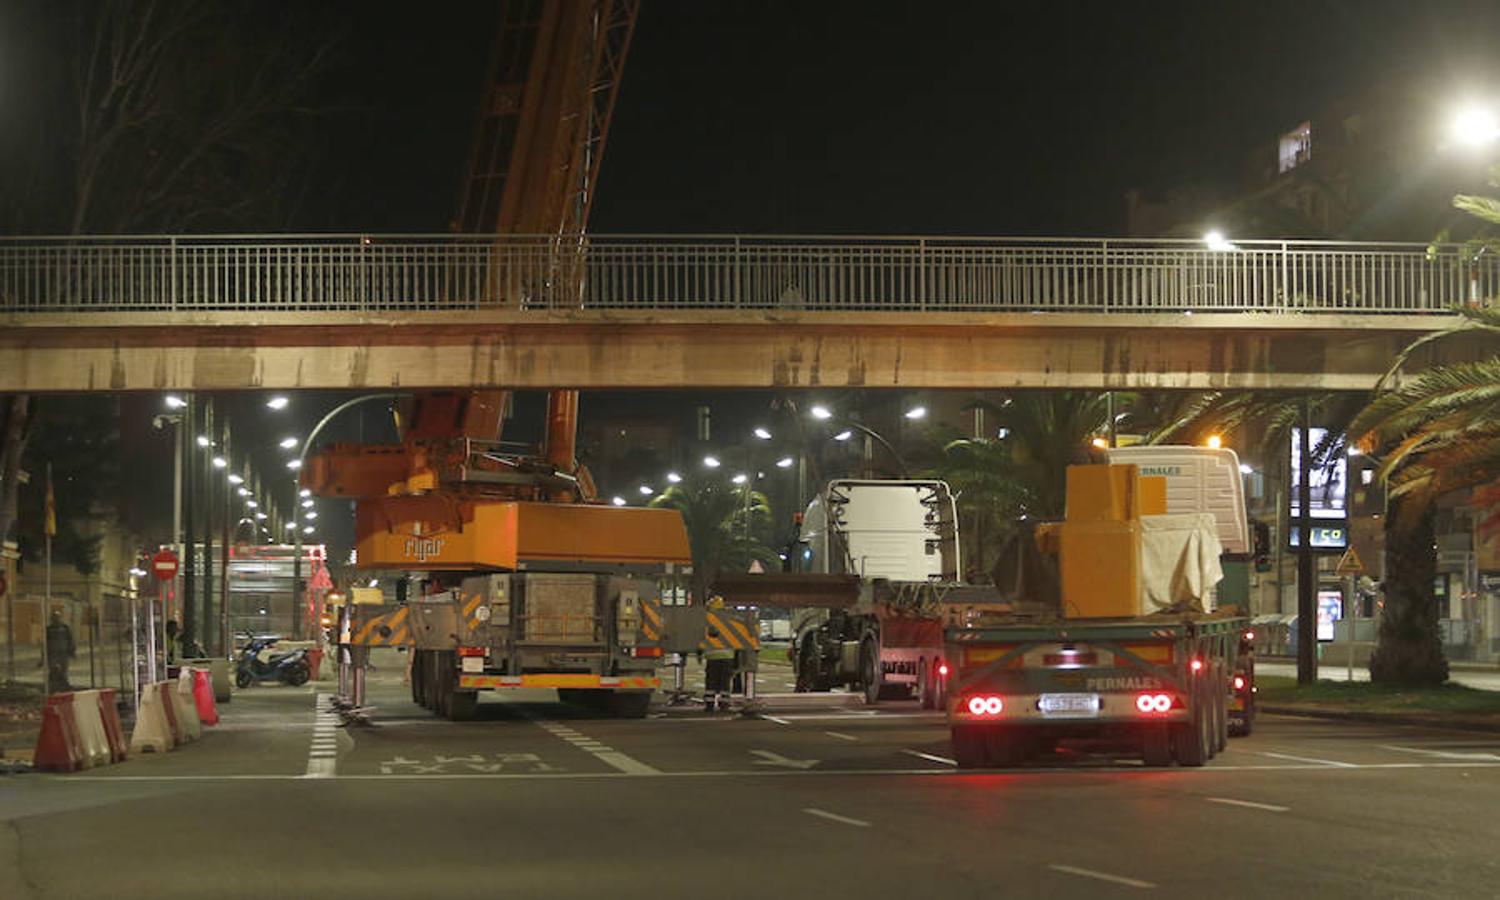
[945, 611, 1252, 768]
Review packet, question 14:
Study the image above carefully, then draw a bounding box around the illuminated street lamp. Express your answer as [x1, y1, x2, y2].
[1206, 435, 1224, 450]
[227, 474, 244, 485]
[776, 457, 794, 468]
[164, 395, 187, 410]
[196, 435, 211, 448]
[611, 496, 627, 507]
[212, 456, 227, 469]
[286, 459, 302, 470]
[666, 472, 682, 484]
[732, 473, 748, 485]
[279, 437, 298, 449]
[638, 485, 654, 496]
[1203, 230, 1235, 252]
[702, 455, 721, 468]
[810, 405, 833, 420]
[833, 430, 853, 442]
[266, 396, 289, 410]
[904, 406, 927, 420]
[1453, 105, 1500, 147]
[753, 427, 773, 440]
[301, 499, 314, 508]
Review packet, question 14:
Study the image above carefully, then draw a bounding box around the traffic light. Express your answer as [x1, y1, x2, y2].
[1252, 520, 1271, 572]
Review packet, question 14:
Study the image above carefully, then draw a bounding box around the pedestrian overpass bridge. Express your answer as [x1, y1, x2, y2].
[1, 234, 1490, 393]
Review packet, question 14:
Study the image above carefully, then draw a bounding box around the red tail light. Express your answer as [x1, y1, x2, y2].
[1243, 630, 1255, 642]
[457, 646, 486, 658]
[937, 663, 949, 677]
[1135, 693, 1173, 714]
[1232, 675, 1246, 692]
[631, 646, 663, 658]
[965, 695, 1004, 716]
[1190, 658, 1204, 673]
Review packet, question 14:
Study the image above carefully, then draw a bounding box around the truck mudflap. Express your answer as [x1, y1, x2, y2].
[458, 673, 659, 690]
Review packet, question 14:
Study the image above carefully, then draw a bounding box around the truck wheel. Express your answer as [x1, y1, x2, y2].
[1141, 724, 1172, 767]
[608, 691, 652, 719]
[410, 650, 425, 705]
[1172, 683, 1209, 767]
[951, 726, 988, 769]
[1213, 667, 1229, 754]
[447, 690, 479, 721]
[860, 636, 882, 705]
[986, 727, 1025, 768]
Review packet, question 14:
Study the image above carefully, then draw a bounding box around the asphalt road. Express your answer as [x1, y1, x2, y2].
[5, 661, 1500, 899]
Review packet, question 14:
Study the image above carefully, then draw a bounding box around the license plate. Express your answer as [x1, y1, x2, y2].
[1039, 693, 1101, 717]
[461, 656, 485, 673]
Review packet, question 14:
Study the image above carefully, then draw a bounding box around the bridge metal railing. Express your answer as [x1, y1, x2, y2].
[0, 234, 1493, 314]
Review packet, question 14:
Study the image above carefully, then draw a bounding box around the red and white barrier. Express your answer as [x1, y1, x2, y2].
[40, 671, 219, 770]
[191, 669, 220, 726]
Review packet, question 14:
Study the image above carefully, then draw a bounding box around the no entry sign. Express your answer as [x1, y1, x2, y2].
[152, 548, 180, 580]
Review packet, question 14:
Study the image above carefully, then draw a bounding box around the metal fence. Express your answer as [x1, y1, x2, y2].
[0, 234, 1493, 314]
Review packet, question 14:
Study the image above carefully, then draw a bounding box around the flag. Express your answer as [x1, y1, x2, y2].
[43, 463, 56, 538]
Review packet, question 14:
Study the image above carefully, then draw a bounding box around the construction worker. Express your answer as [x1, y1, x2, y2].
[45, 611, 75, 693]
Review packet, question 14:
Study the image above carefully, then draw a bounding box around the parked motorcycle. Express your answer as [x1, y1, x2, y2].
[235, 636, 311, 688]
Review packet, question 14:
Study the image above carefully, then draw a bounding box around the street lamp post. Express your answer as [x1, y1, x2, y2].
[291, 393, 400, 641]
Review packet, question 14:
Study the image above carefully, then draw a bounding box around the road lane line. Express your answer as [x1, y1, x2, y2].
[535, 719, 660, 775]
[1260, 751, 1356, 768]
[824, 731, 858, 741]
[1206, 797, 1290, 813]
[1381, 744, 1500, 761]
[902, 749, 957, 766]
[304, 692, 338, 779]
[762, 715, 792, 725]
[803, 808, 871, 827]
[1049, 864, 1155, 889]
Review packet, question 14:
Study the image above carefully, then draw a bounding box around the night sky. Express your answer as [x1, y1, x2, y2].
[314, 0, 1500, 236]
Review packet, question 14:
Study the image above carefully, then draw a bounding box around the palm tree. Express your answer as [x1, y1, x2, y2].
[988, 392, 1114, 519]
[649, 471, 777, 603]
[928, 436, 1026, 582]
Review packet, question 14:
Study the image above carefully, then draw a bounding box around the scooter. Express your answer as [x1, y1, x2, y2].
[235, 636, 311, 688]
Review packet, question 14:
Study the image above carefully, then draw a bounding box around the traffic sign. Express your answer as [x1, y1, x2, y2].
[152, 548, 180, 580]
[1335, 546, 1365, 576]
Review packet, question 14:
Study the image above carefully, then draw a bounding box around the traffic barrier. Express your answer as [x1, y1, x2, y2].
[130, 682, 177, 754]
[33, 695, 85, 772]
[96, 689, 129, 763]
[173, 671, 202, 743]
[191, 669, 220, 726]
[69, 691, 112, 768]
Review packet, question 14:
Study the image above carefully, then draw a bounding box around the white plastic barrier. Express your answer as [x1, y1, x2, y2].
[129, 683, 175, 754]
[69, 690, 112, 768]
[174, 670, 203, 742]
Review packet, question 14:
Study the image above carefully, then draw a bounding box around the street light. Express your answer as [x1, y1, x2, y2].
[164, 395, 186, 410]
[776, 457, 794, 468]
[302, 499, 314, 508]
[732, 473, 748, 484]
[638, 485, 654, 496]
[753, 427, 773, 440]
[703, 455, 721, 468]
[810, 405, 833, 420]
[266, 396, 289, 410]
[666, 472, 682, 483]
[904, 406, 927, 420]
[1453, 105, 1500, 147]
[228, 474, 244, 485]
[286, 459, 302, 470]
[246, 500, 258, 509]
[279, 437, 298, 449]
[611, 496, 627, 506]
[299, 488, 311, 498]
[196, 435, 211, 448]
[212, 456, 227, 469]
[1203, 230, 1235, 252]
[304, 511, 317, 520]
[236, 487, 250, 497]
[1206, 435, 1224, 450]
[833, 430, 853, 442]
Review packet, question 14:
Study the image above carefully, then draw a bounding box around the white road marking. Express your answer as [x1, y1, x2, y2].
[761, 715, 792, 725]
[1381, 744, 1500, 762]
[1260, 751, 1356, 768]
[902, 749, 957, 766]
[304, 692, 339, 779]
[535, 719, 660, 776]
[61, 758, 1500, 783]
[773, 712, 941, 721]
[824, 731, 858, 741]
[803, 807, 871, 827]
[1048, 864, 1156, 890]
[1206, 797, 1290, 813]
[752, 749, 819, 769]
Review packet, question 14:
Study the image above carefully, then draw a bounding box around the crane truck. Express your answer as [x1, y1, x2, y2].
[944, 447, 1256, 768]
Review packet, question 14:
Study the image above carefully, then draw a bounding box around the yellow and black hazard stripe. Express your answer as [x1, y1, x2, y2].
[461, 593, 486, 633]
[350, 606, 413, 647]
[700, 610, 759, 651]
[640, 599, 662, 642]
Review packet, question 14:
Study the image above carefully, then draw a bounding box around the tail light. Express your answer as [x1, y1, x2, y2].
[631, 646, 663, 658]
[965, 695, 1004, 716]
[1243, 630, 1255, 642]
[1190, 658, 1204, 673]
[1135, 693, 1174, 714]
[457, 646, 486, 658]
[937, 663, 949, 678]
[1232, 674, 1246, 692]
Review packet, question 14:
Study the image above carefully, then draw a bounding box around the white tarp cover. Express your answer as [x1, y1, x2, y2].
[1138, 513, 1223, 614]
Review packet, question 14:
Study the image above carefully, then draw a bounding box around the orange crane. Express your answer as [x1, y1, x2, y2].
[303, 0, 691, 720]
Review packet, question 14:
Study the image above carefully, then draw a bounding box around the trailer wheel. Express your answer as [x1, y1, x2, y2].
[1213, 665, 1229, 754]
[860, 636, 882, 705]
[608, 691, 652, 719]
[985, 727, 1025, 768]
[1141, 724, 1172, 767]
[951, 726, 988, 769]
[410, 649, 424, 705]
[1172, 680, 1210, 767]
[447, 690, 479, 721]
